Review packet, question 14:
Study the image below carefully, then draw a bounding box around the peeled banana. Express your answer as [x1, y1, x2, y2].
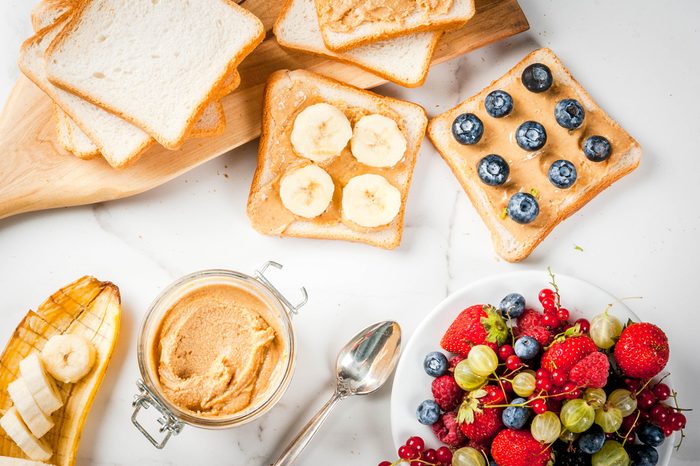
[40, 335, 95, 384]
[279, 164, 335, 218]
[0, 456, 52, 465]
[0, 409, 52, 462]
[6, 380, 53, 439]
[342, 174, 402, 228]
[290, 103, 352, 162]
[350, 114, 407, 168]
[18, 355, 62, 416]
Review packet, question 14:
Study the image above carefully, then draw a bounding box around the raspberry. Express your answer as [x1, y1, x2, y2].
[515, 309, 553, 346]
[569, 351, 609, 388]
[432, 375, 463, 411]
[431, 411, 467, 448]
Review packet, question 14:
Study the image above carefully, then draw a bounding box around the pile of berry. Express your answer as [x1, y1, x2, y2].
[379, 273, 688, 466]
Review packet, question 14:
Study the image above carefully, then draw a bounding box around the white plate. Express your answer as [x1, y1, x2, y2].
[391, 270, 674, 465]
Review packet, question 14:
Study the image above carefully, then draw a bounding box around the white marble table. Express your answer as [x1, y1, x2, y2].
[1, 1, 698, 465]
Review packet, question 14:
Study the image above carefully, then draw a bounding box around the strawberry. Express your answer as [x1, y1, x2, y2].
[614, 322, 669, 379]
[541, 335, 597, 376]
[515, 309, 553, 346]
[432, 375, 464, 411]
[440, 305, 508, 357]
[431, 411, 467, 448]
[491, 429, 551, 466]
[457, 388, 503, 444]
[568, 351, 609, 388]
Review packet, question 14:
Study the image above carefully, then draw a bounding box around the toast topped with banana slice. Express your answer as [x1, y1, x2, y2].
[247, 69, 427, 249]
[428, 48, 641, 262]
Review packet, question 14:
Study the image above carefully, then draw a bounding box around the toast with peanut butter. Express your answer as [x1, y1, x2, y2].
[428, 48, 641, 262]
[314, 0, 475, 52]
[247, 69, 428, 249]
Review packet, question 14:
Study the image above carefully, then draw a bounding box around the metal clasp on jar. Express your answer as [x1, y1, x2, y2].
[255, 261, 308, 315]
[131, 380, 184, 449]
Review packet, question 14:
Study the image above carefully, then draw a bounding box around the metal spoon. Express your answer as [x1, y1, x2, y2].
[271, 320, 402, 466]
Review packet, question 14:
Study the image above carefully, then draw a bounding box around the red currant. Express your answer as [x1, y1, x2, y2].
[621, 414, 639, 432]
[406, 436, 424, 453]
[652, 383, 671, 401]
[651, 404, 668, 423]
[378, 462, 392, 466]
[538, 288, 555, 303]
[422, 448, 437, 463]
[486, 385, 505, 404]
[575, 318, 590, 333]
[663, 427, 674, 438]
[501, 380, 513, 392]
[557, 308, 570, 321]
[505, 355, 522, 370]
[541, 297, 556, 311]
[398, 445, 417, 460]
[535, 378, 552, 392]
[562, 382, 580, 399]
[624, 432, 636, 443]
[410, 461, 422, 466]
[670, 412, 686, 431]
[536, 368, 551, 380]
[532, 399, 548, 414]
[548, 398, 563, 413]
[551, 369, 566, 386]
[436, 446, 452, 463]
[499, 344, 514, 360]
[624, 378, 641, 391]
[637, 389, 656, 410]
[542, 313, 558, 328]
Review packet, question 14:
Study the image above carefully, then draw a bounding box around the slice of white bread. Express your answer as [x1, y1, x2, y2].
[247, 69, 428, 249]
[427, 48, 642, 262]
[274, 0, 439, 87]
[58, 108, 100, 159]
[53, 103, 75, 154]
[45, 0, 264, 149]
[20, 16, 154, 168]
[31, 0, 73, 32]
[314, 0, 475, 52]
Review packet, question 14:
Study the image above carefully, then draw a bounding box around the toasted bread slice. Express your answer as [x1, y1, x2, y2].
[247, 69, 427, 249]
[275, 0, 439, 87]
[45, 0, 264, 149]
[428, 48, 642, 262]
[314, 0, 474, 52]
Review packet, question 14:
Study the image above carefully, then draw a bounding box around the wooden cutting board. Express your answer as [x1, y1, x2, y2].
[0, 0, 528, 220]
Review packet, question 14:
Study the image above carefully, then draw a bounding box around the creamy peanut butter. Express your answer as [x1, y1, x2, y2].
[435, 55, 638, 246]
[248, 75, 412, 235]
[316, 0, 453, 33]
[152, 284, 284, 418]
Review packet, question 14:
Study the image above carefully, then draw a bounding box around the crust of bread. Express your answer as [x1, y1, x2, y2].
[44, 0, 264, 150]
[31, 0, 74, 32]
[189, 101, 226, 138]
[315, 0, 474, 52]
[247, 69, 427, 249]
[273, 0, 440, 88]
[427, 48, 642, 262]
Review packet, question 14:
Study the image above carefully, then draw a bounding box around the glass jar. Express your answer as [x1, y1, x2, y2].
[131, 261, 307, 448]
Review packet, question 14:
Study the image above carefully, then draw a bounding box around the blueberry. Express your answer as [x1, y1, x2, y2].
[502, 397, 530, 429]
[629, 444, 659, 466]
[423, 351, 449, 377]
[515, 121, 547, 151]
[578, 425, 605, 454]
[452, 113, 484, 145]
[555, 99, 585, 129]
[521, 63, 553, 93]
[416, 399, 441, 425]
[548, 159, 577, 189]
[499, 293, 526, 318]
[583, 135, 612, 162]
[507, 192, 539, 224]
[485, 90, 513, 118]
[477, 154, 509, 186]
[514, 336, 540, 359]
[638, 423, 665, 447]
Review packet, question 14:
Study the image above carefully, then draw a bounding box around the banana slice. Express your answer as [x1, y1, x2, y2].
[279, 164, 335, 218]
[0, 455, 52, 465]
[290, 103, 352, 162]
[350, 114, 407, 168]
[6, 379, 53, 438]
[19, 354, 63, 415]
[40, 334, 96, 384]
[342, 174, 402, 228]
[0, 408, 52, 462]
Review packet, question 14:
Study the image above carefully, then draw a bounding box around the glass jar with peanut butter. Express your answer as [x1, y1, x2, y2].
[131, 262, 307, 448]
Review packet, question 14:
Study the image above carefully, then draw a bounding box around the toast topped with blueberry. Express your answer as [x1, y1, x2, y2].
[427, 48, 641, 262]
[247, 69, 427, 249]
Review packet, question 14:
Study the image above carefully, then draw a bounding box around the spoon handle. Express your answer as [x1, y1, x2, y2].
[271, 390, 344, 466]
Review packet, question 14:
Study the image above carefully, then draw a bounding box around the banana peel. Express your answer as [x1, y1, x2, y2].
[0, 277, 121, 466]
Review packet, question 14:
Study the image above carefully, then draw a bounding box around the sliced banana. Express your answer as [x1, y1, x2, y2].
[290, 103, 352, 162]
[19, 354, 63, 415]
[342, 174, 402, 228]
[280, 164, 335, 218]
[7, 379, 53, 438]
[40, 334, 96, 384]
[0, 408, 52, 462]
[0, 455, 53, 465]
[350, 114, 407, 168]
